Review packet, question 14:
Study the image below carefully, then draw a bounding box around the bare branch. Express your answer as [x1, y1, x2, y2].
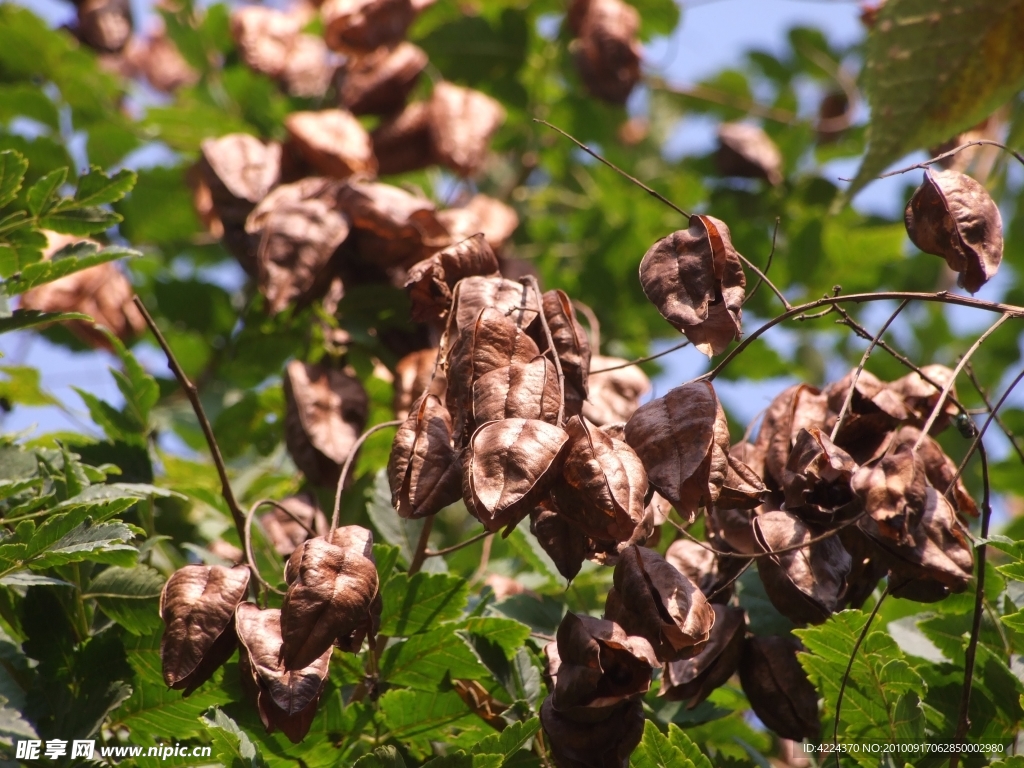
[330, 420, 402, 534]
[743, 217, 781, 307]
[876, 140, 1024, 179]
[425, 529, 493, 558]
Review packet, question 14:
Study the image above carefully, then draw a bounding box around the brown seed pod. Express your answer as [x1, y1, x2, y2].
[284, 110, 377, 180]
[664, 538, 719, 596]
[280, 526, 379, 669]
[717, 450, 768, 511]
[77, 0, 132, 53]
[624, 381, 730, 521]
[245, 178, 350, 314]
[371, 101, 435, 176]
[439, 194, 519, 253]
[639, 215, 746, 357]
[472, 357, 562, 425]
[755, 383, 829, 487]
[550, 416, 648, 546]
[892, 425, 977, 518]
[753, 509, 852, 625]
[889, 364, 958, 434]
[259, 493, 329, 558]
[605, 546, 715, 662]
[582, 355, 651, 426]
[405, 233, 501, 323]
[322, 0, 417, 53]
[388, 392, 462, 519]
[230, 6, 303, 80]
[781, 427, 859, 524]
[905, 169, 1003, 294]
[660, 603, 745, 707]
[123, 31, 197, 92]
[817, 91, 850, 143]
[236, 604, 331, 743]
[428, 82, 506, 177]
[529, 289, 592, 402]
[541, 697, 644, 768]
[573, 0, 642, 105]
[463, 418, 570, 533]
[393, 348, 438, 420]
[715, 122, 784, 185]
[445, 276, 542, 347]
[338, 42, 428, 116]
[337, 181, 449, 267]
[739, 635, 820, 742]
[283, 361, 369, 487]
[530, 505, 589, 582]
[160, 564, 251, 695]
[280, 34, 335, 98]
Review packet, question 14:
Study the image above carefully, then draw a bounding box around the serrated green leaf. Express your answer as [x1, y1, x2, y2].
[378, 689, 490, 760]
[0, 226, 46, 277]
[471, 717, 539, 759]
[27, 520, 137, 569]
[630, 720, 694, 768]
[665, 725, 712, 768]
[460, 617, 532, 661]
[26, 167, 66, 216]
[77, 388, 146, 444]
[0, 308, 90, 334]
[0, 571, 73, 587]
[83, 564, 164, 635]
[379, 626, 492, 691]
[4, 244, 138, 294]
[0, 150, 28, 208]
[0, 365, 55, 406]
[352, 746, 407, 768]
[40, 205, 122, 235]
[380, 571, 469, 636]
[422, 754, 502, 768]
[74, 167, 136, 206]
[202, 707, 268, 768]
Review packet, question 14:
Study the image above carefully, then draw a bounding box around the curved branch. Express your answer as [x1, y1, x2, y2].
[330, 420, 403, 534]
[425, 529, 493, 558]
[743, 217, 781, 307]
[243, 500, 287, 598]
[876, 140, 1024, 179]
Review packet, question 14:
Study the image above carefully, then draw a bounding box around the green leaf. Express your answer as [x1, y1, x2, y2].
[378, 689, 490, 760]
[0, 571, 73, 587]
[421, 754, 502, 768]
[850, 0, 1024, 195]
[25, 166, 67, 216]
[665, 725, 712, 768]
[76, 389, 146, 444]
[27, 521, 137, 569]
[380, 571, 469, 636]
[367, 469, 422, 567]
[74, 167, 137, 207]
[460, 617, 532, 661]
[352, 746, 408, 768]
[630, 720, 695, 768]
[471, 717, 540, 759]
[0, 308, 90, 334]
[83, 564, 164, 635]
[40, 205, 122, 235]
[202, 707, 268, 768]
[3, 243, 138, 294]
[379, 626, 493, 691]
[0, 150, 28, 208]
[0, 365, 56, 406]
[0, 227, 47, 277]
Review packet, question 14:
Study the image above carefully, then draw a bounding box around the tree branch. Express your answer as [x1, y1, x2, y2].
[330, 420, 402, 534]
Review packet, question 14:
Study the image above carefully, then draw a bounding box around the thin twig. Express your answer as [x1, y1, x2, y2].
[590, 338, 690, 373]
[704, 559, 753, 602]
[876, 140, 1024, 179]
[830, 299, 910, 441]
[407, 516, 435, 576]
[523, 275, 565, 426]
[571, 298, 601, 351]
[425, 529, 492, 558]
[913, 313, 1011, 451]
[669, 509, 866, 558]
[132, 296, 248, 543]
[832, 586, 890, 766]
[965, 364, 1024, 466]
[330, 420, 402, 535]
[243, 500, 287, 598]
[743, 218, 780, 307]
[252, 498, 318, 538]
[949, 441, 991, 768]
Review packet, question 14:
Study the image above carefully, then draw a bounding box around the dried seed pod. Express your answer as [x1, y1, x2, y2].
[582, 355, 651, 426]
[337, 180, 449, 266]
[707, 506, 760, 556]
[753, 509, 852, 625]
[445, 275, 541, 343]
[236, 603, 331, 743]
[739, 635, 820, 742]
[781, 427, 859, 524]
[322, 0, 417, 53]
[715, 122, 784, 185]
[890, 364, 958, 434]
[260, 493, 329, 558]
[405, 233, 501, 323]
[624, 381, 730, 521]
[660, 604, 745, 707]
[429, 82, 506, 177]
[371, 101, 435, 176]
[123, 31, 197, 92]
[280, 526, 379, 668]
[283, 361, 369, 487]
[541, 697, 644, 768]
[549, 612, 658, 717]
[838, 525, 888, 610]
[388, 392, 462, 519]
[905, 169, 1003, 293]
[817, 91, 850, 144]
[394, 348, 438, 420]
[605, 546, 715, 662]
[338, 42, 428, 115]
[573, 0, 642, 104]
[280, 34, 335, 98]
[851, 443, 926, 548]
[472, 357, 562, 425]
[20, 234, 146, 350]
[160, 564, 251, 695]
[77, 0, 132, 53]
[755, 383, 830, 487]
[463, 418, 570, 533]
[550, 416, 648, 546]
[664, 538, 720, 596]
[530, 289, 592, 401]
[463, 194, 519, 252]
[531, 505, 589, 582]
[717, 451, 768, 511]
[245, 178, 350, 314]
[892, 425, 977, 518]
[639, 215, 746, 357]
[231, 6, 303, 79]
[284, 110, 376, 180]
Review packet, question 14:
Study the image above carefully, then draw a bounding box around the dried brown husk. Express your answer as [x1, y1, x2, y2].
[573, 0, 642, 105]
[473, 357, 562, 425]
[664, 538, 721, 596]
[236, 603, 331, 743]
[660, 604, 745, 707]
[452, 679, 509, 730]
[371, 101, 435, 176]
[463, 418, 569, 533]
[540, 697, 644, 768]
[280, 33, 336, 98]
[388, 392, 462, 519]
[739, 635, 820, 742]
[817, 91, 850, 143]
[905, 169, 1003, 293]
[393, 348, 438, 420]
[160, 564, 251, 695]
[531, 505, 589, 582]
[283, 361, 369, 486]
[605, 546, 715, 662]
[707, 506, 760, 557]
[624, 381, 730, 521]
[781, 427, 859, 524]
[838, 525, 888, 610]
[892, 425, 977, 518]
[530, 289, 592, 401]
[280, 526, 379, 668]
[123, 30, 197, 92]
[231, 5, 333, 96]
[549, 612, 658, 717]
[429, 82, 506, 177]
[260, 493, 329, 558]
[284, 110, 377, 179]
[715, 122, 784, 185]
[638, 215, 746, 357]
[78, 0, 132, 53]
[753, 509, 851, 624]
[851, 443, 926, 547]
[445, 275, 541, 345]
[20, 235, 146, 350]
[890, 364, 958, 434]
[337, 181, 449, 267]
[322, 0, 417, 53]
[338, 42, 428, 115]
[755, 383, 830, 487]
[245, 178, 349, 314]
[453, 195, 520, 252]
[405, 233, 501, 323]
[717, 451, 768, 511]
[825, 369, 908, 448]
[550, 416, 648, 545]
[582, 355, 651, 426]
